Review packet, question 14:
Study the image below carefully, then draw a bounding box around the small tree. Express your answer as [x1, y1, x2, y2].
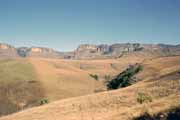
[40, 99, 49, 105]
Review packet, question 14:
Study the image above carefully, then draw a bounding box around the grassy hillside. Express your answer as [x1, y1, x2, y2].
[0, 56, 143, 116]
[0, 59, 45, 116]
[29, 58, 142, 101]
[0, 56, 179, 120]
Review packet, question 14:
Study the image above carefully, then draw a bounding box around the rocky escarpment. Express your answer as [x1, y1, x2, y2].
[17, 47, 64, 58]
[73, 43, 143, 59]
[0, 43, 63, 58]
[0, 43, 18, 58]
[72, 43, 180, 59]
[0, 43, 180, 59]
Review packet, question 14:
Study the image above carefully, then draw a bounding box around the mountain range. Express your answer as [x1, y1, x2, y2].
[0, 43, 180, 59]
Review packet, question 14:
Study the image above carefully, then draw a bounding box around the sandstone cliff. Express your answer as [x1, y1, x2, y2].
[0, 43, 180, 59]
[0, 43, 18, 58]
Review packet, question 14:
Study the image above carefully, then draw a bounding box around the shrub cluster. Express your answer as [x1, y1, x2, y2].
[40, 99, 49, 105]
[89, 74, 99, 80]
[107, 64, 143, 90]
[137, 92, 152, 104]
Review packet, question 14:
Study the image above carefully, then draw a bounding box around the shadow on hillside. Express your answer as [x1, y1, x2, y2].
[134, 107, 180, 120]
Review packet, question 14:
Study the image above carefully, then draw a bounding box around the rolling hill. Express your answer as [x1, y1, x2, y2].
[28, 56, 144, 101]
[0, 58, 45, 116]
[0, 56, 179, 120]
[0, 55, 143, 117]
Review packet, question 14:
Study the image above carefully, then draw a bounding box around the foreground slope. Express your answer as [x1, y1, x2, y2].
[0, 59, 44, 116]
[0, 56, 179, 120]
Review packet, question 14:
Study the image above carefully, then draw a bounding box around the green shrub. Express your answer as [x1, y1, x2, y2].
[107, 64, 143, 90]
[137, 92, 152, 104]
[40, 99, 49, 105]
[89, 74, 99, 80]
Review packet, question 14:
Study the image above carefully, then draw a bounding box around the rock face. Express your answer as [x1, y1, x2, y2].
[0, 43, 18, 58]
[17, 47, 64, 58]
[74, 44, 103, 59]
[70, 43, 180, 59]
[28, 47, 64, 58]
[158, 44, 180, 56]
[109, 43, 143, 55]
[73, 43, 143, 59]
[0, 44, 12, 50]
[0, 43, 180, 59]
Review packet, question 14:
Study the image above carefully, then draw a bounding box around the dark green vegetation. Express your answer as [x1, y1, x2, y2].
[134, 107, 180, 120]
[0, 59, 44, 116]
[89, 74, 99, 80]
[137, 92, 152, 104]
[107, 64, 143, 90]
[40, 99, 49, 105]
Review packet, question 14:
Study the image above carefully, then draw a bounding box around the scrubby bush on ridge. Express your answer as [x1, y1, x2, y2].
[106, 64, 143, 90]
[89, 74, 99, 80]
[40, 99, 49, 105]
[137, 92, 152, 104]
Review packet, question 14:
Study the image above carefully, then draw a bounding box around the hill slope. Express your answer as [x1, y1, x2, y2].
[0, 56, 179, 120]
[29, 56, 143, 101]
[0, 59, 45, 116]
[0, 54, 144, 117]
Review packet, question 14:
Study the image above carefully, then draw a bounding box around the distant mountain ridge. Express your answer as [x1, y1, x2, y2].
[0, 43, 18, 58]
[72, 43, 180, 59]
[0, 43, 180, 59]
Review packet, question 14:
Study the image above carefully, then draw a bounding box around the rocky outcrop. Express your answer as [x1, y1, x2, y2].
[30, 47, 54, 53]
[0, 43, 18, 58]
[0, 43, 180, 59]
[17, 47, 64, 58]
[73, 43, 144, 59]
[109, 43, 143, 55]
[74, 44, 102, 59]
[76, 44, 98, 52]
[28, 47, 64, 58]
[158, 44, 180, 56]
[69, 43, 180, 59]
[0, 43, 15, 50]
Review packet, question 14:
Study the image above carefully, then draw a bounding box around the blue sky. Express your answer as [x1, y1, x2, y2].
[0, 0, 180, 51]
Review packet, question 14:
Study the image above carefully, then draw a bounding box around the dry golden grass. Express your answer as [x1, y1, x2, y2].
[0, 56, 179, 120]
[0, 59, 45, 116]
[29, 57, 143, 101]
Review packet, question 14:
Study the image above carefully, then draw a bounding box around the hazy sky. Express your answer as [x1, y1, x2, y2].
[0, 0, 180, 51]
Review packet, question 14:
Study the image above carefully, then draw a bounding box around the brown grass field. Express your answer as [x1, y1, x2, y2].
[28, 56, 143, 101]
[0, 56, 179, 120]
